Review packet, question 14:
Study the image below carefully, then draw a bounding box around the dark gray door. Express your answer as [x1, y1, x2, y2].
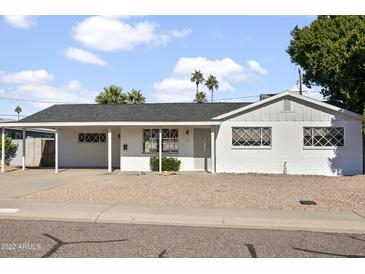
[193, 128, 211, 171]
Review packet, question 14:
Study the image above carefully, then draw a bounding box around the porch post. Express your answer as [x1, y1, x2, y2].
[159, 128, 162, 174]
[120, 127, 122, 172]
[22, 128, 26, 171]
[1, 127, 5, 173]
[55, 128, 59, 173]
[211, 126, 215, 173]
[108, 127, 112, 173]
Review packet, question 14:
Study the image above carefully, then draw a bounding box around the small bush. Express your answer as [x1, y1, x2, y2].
[150, 156, 181, 172]
[0, 136, 18, 164]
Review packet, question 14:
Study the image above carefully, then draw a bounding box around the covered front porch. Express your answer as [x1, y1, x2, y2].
[1, 123, 218, 174]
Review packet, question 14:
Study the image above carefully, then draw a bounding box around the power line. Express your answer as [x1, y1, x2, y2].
[214, 95, 260, 101]
[0, 113, 27, 118]
[0, 96, 76, 104]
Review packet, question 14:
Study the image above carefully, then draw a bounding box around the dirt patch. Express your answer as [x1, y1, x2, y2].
[19, 172, 365, 211]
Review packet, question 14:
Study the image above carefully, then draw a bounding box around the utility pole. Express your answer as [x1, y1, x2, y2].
[298, 68, 303, 95]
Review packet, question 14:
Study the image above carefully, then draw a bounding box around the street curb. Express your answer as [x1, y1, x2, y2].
[0, 201, 364, 234]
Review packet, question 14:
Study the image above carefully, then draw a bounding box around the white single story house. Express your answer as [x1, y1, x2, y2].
[0, 91, 363, 176]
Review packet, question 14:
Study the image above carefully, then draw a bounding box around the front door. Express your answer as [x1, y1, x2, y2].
[193, 128, 211, 171]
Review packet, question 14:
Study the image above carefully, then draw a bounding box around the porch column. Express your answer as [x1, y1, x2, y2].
[108, 127, 112, 173]
[159, 128, 162, 174]
[55, 128, 59, 173]
[22, 128, 26, 171]
[1, 127, 5, 173]
[211, 126, 215, 173]
[120, 127, 123, 172]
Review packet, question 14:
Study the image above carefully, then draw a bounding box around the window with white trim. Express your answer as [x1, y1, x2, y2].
[162, 129, 178, 153]
[232, 127, 271, 147]
[78, 133, 106, 143]
[303, 127, 344, 147]
[143, 129, 178, 153]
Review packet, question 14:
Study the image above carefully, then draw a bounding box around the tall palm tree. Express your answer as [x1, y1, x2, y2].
[95, 85, 126, 104]
[193, 91, 208, 103]
[14, 106, 22, 120]
[190, 70, 204, 93]
[126, 89, 146, 104]
[205, 75, 219, 103]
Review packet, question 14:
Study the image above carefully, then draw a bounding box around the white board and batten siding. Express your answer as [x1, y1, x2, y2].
[216, 97, 363, 176]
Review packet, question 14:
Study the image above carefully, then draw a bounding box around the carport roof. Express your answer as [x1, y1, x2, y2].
[11, 102, 251, 123]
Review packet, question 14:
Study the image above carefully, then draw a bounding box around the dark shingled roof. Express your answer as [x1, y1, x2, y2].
[18, 103, 252, 123]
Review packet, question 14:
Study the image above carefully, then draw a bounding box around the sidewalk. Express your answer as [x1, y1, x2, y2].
[0, 200, 364, 234]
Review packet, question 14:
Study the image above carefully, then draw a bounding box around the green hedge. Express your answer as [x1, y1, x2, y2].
[150, 156, 181, 172]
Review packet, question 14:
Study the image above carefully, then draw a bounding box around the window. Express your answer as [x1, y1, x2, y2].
[303, 127, 344, 147]
[78, 133, 106, 143]
[232, 127, 271, 147]
[143, 129, 178, 153]
[162, 129, 178, 153]
[143, 129, 159, 153]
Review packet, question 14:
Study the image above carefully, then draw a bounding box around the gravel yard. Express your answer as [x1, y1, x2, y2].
[19, 171, 365, 211]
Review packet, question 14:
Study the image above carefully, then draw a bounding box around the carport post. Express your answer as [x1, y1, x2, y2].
[120, 127, 122, 172]
[108, 127, 112, 173]
[1, 127, 5, 173]
[159, 128, 162, 174]
[22, 128, 26, 171]
[55, 128, 59, 173]
[211, 126, 215, 173]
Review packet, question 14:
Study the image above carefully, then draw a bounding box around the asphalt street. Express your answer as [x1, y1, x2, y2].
[0, 219, 364, 258]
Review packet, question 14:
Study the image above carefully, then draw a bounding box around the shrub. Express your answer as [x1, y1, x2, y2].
[150, 156, 181, 172]
[0, 136, 18, 165]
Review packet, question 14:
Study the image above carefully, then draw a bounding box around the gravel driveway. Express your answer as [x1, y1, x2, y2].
[19, 171, 365, 211]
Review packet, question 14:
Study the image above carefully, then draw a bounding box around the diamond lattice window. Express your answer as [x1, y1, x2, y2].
[78, 133, 106, 143]
[143, 129, 178, 153]
[303, 127, 344, 147]
[232, 127, 271, 147]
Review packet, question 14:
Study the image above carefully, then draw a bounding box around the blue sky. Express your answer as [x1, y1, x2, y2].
[0, 15, 320, 119]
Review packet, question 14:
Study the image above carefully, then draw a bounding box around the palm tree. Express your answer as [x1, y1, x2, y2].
[193, 91, 208, 103]
[190, 70, 204, 93]
[14, 106, 22, 120]
[126, 89, 146, 104]
[95, 85, 126, 104]
[205, 75, 219, 103]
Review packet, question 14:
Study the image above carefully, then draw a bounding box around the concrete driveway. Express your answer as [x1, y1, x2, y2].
[0, 169, 107, 200]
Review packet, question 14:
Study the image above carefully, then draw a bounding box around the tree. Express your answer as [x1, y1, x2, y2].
[205, 75, 219, 103]
[95, 85, 127, 104]
[14, 106, 22, 120]
[190, 70, 204, 93]
[287, 16, 365, 114]
[193, 91, 208, 103]
[0, 135, 18, 165]
[126, 89, 146, 104]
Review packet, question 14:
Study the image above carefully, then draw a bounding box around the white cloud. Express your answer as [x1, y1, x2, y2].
[0, 69, 97, 112]
[153, 78, 195, 102]
[65, 47, 107, 66]
[0, 69, 54, 84]
[152, 57, 267, 102]
[3, 15, 36, 29]
[72, 16, 191, 52]
[168, 28, 192, 38]
[65, 80, 81, 90]
[247, 60, 267, 75]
